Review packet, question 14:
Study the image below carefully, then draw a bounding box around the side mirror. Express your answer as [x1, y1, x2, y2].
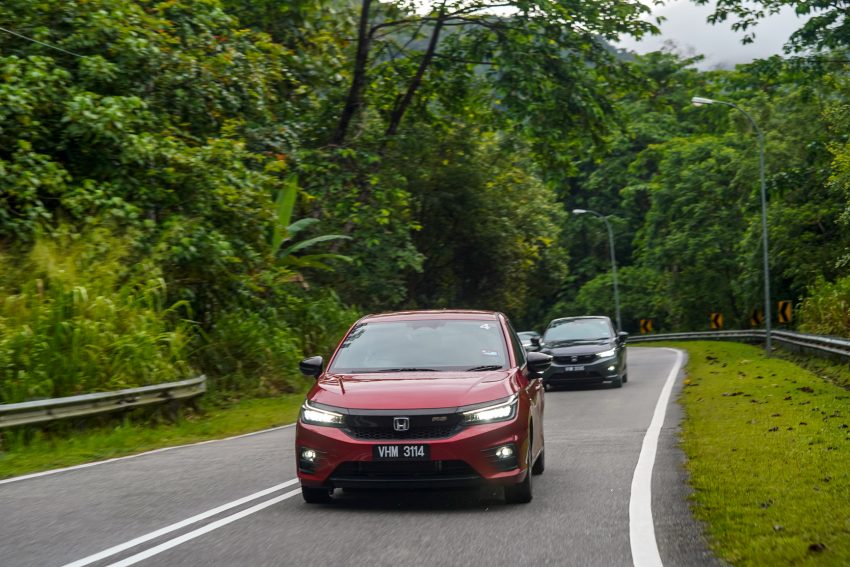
[530, 337, 541, 348]
[526, 351, 552, 378]
[618, 331, 629, 343]
[299, 356, 324, 378]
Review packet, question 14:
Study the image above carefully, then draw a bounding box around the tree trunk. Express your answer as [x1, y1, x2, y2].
[384, 9, 446, 138]
[331, 0, 373, 146]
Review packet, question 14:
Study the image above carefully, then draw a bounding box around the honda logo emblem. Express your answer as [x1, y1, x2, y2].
[393, 417, 410, 432]
[571, 356, 578, 362]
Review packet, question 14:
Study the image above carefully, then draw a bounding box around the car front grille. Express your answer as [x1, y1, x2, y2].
[343, 412, 464, 440]
[554, 354, 598, 365]
[331, 460, 478, 479]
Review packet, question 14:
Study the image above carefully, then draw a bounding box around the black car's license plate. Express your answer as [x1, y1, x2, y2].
[373, 444, 430, 460]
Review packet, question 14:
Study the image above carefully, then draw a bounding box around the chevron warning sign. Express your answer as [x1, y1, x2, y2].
[778, 300, 792, 324]
[639, 319, 653, 334]
[710, 312, 724, 330]
[750, 308, 764, 327]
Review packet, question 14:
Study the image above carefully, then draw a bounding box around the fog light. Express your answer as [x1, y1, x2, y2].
[495, 445, 514, 459]
[607, 365, 616, 372]
[301, 448, 318, 462]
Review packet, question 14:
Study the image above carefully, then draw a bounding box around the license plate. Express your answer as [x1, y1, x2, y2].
[373, 444, 430, 460]
[564, 365, 585, 371]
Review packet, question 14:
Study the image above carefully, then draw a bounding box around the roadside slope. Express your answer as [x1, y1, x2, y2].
[671, 341, 850, 565]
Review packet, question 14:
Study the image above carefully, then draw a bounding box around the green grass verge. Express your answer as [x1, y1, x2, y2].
[0, 393, 305, 480]
[653, 341, 850, 565]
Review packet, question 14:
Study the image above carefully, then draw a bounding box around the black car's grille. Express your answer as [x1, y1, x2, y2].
[343, 413, 464, 440]
[554, 354, 598, 365]
[331, 460, 478, 479]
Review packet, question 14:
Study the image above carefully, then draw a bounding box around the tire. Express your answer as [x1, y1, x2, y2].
[302, 486, 332, 503]
[611, 374, 623, 388]
[505, 443, 533, 504]
[531, 446, 545, 475]
[622, 372, 628, 383]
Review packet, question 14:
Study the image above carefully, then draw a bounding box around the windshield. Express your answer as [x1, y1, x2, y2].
[329, 319, 509, 373]
[543, 319, 612, 343]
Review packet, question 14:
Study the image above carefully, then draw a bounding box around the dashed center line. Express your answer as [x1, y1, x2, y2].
[106, 489, 302, 567]
[62, 479, 299, 567]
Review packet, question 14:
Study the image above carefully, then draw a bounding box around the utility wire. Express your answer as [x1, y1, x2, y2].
[0, 25, 84, 58]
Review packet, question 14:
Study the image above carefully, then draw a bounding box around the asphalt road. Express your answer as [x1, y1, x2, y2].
[0, 347, 718, 567]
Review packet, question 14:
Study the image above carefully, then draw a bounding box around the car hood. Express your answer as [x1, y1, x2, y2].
[544, 340, 615, 356]
[310, 371, 517, 410]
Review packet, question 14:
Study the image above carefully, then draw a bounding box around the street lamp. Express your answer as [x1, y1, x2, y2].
[572, 208, 621, 332]
[691, 95, 772, 356]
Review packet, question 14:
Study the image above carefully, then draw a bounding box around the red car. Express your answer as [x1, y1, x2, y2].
[296, 310, 552, 504]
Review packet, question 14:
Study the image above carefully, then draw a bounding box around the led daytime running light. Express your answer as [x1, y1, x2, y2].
[301, 401, 344, 426]
[597, 348, 616, 358]
[463, 395, 518, 424]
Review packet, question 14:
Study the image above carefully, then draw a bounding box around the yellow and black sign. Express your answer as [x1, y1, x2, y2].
[710, 312, 724, 330]
[750, 308, 764, 327]
[778, 300, 792, 324]
[639, 319, 654, 334]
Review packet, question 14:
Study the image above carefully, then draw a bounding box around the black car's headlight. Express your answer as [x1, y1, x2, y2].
[300, 400, 344, 427]
[596, 348, 617, 359]
[462, 394, 518, 425]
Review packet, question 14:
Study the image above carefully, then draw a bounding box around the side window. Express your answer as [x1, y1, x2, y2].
[505, 320, 527, 368]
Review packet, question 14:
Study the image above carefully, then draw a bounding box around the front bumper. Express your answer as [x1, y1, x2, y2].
[543, 357, 619, 386]
[296, 418, 529, 490]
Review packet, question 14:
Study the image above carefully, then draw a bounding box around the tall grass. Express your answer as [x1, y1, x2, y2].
[798, 276, 850, 337]
[0, 230, 192, 404]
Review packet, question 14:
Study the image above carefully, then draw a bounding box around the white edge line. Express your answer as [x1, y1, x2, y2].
[106, 488, 302, 567]
[0, 423, 295, 486]
[629, 347, 685, 567]
[61, 479, 299, 567]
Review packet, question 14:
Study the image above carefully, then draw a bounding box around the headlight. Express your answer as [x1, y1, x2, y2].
[596, 348, 617, 358]
[463, 395, 518, 424]
[300, 401, 344, 427]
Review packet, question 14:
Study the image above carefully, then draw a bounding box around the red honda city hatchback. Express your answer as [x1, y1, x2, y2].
[295, 310, 552, 504]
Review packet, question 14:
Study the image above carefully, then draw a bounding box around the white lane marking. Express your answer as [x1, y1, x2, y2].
[629, 348, 685, 567]
[61, 479, 299, 567]
[0, 423, 295, 486]
[106, 488, 302, 567]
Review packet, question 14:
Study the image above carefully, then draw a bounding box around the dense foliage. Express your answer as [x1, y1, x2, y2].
[1, 0, 849, 403]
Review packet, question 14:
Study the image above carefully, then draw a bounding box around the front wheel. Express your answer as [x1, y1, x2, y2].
[302, 486, 332, 503]
[531, 446, 545, 475]
[505, 444, 533, 504]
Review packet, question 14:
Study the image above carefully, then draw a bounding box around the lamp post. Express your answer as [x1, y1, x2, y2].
[572, 209, 621, 332]
[691, 96, 772, 356]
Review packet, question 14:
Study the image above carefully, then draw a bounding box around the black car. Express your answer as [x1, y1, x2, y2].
[518, 331, 542, 352]
[540, 316, 627, 388]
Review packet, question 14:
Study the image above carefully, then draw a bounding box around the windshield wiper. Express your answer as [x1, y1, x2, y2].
[466, 365, 504, 372]
[375, 367, 436, 373]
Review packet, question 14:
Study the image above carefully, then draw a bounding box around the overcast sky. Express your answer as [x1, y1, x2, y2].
[617, 1, 807, 69]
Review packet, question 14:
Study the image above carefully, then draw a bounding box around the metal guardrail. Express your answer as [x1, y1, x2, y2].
[628, 330, 850, 361]
[0, 376, 207, 429]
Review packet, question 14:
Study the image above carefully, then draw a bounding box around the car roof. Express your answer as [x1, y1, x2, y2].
[547, 316, 611, 325]
[358, 310, 502, 323]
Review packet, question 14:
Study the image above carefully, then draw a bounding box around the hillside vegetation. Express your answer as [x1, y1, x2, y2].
[2, 0, 850, 406]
